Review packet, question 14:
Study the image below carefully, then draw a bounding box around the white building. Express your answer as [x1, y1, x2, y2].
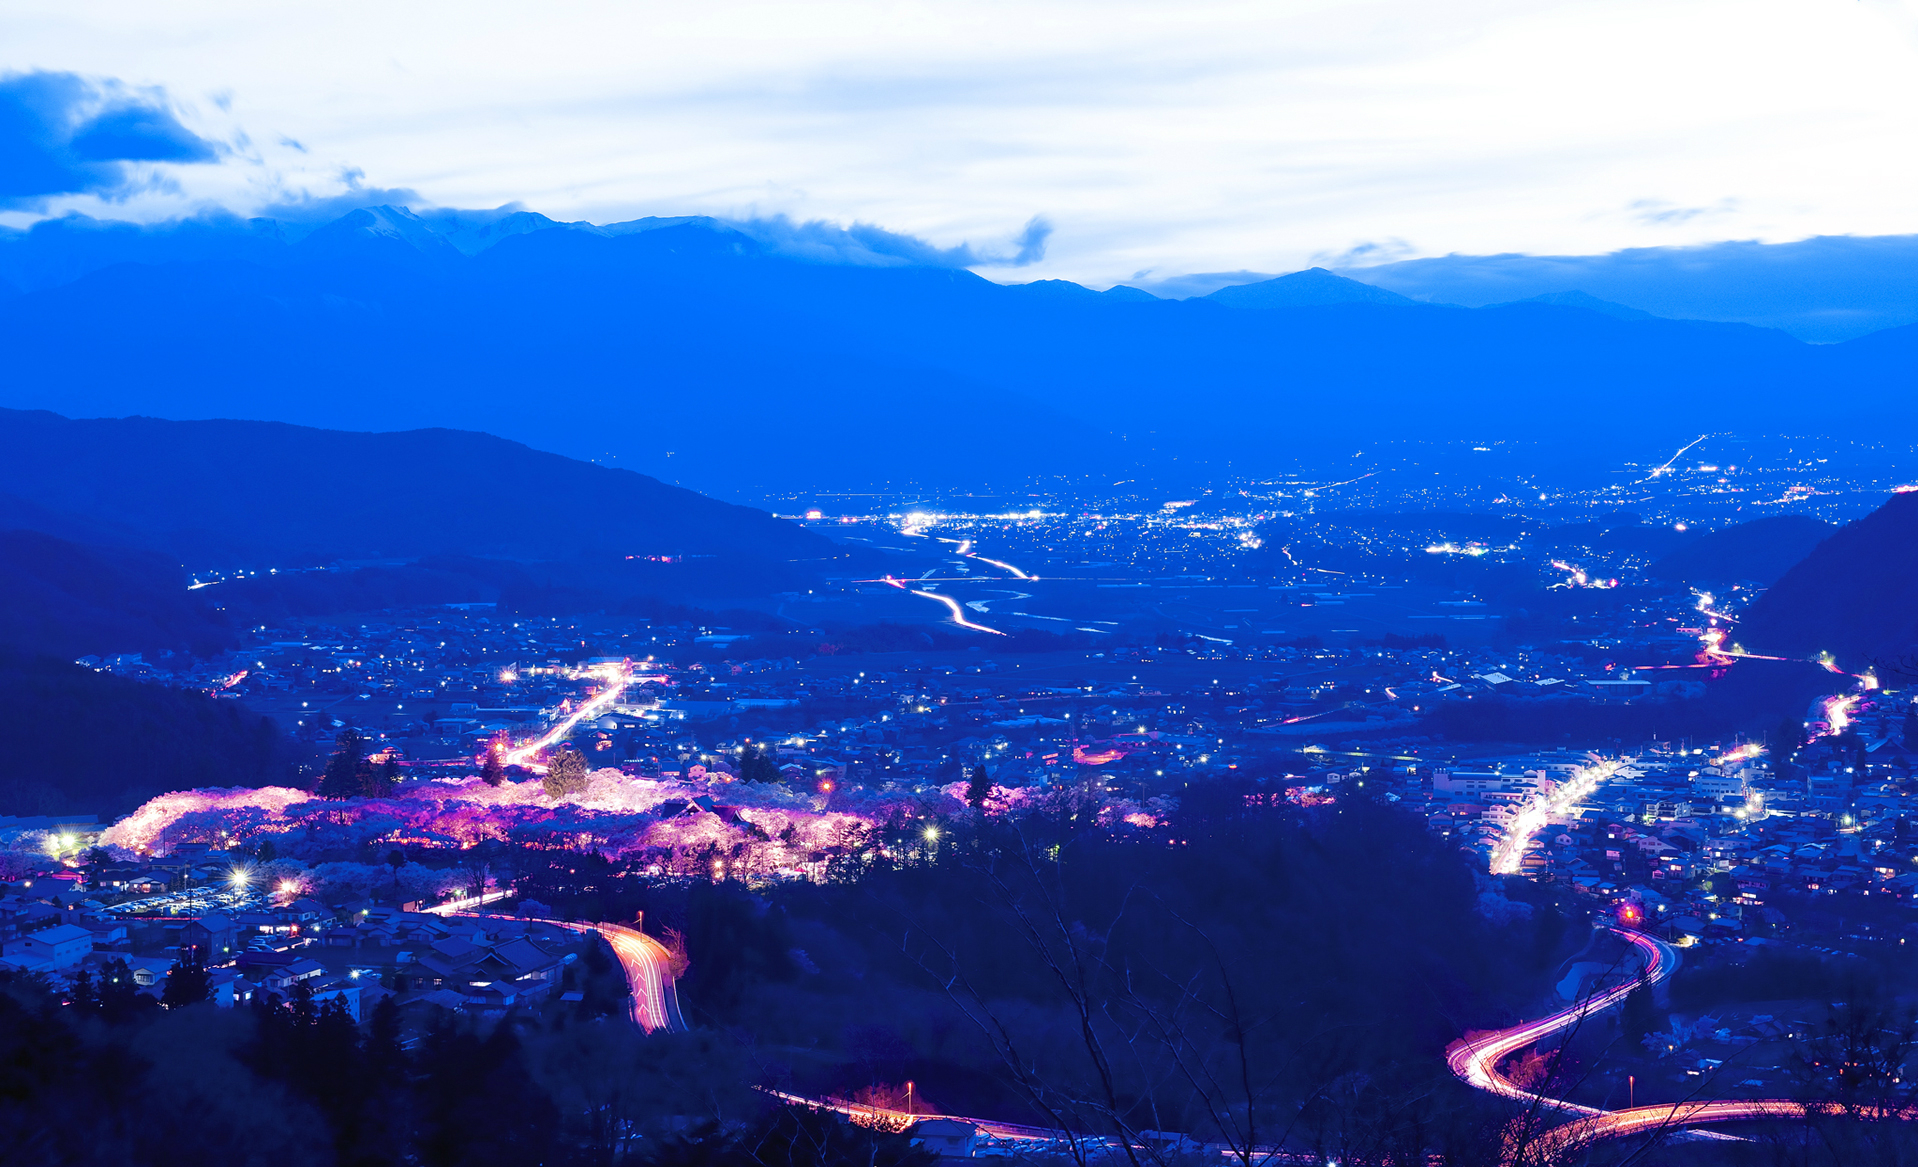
[1, 924, 95, 972]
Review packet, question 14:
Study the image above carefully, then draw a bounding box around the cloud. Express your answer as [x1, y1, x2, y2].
[728, 212, 1051, 269]
[1309, 238, 1417, 268]
[0, 70, 220, 207]
[1628, 198, 1738, 227]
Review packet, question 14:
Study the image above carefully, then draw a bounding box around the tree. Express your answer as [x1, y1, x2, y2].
[738, 744, 780, 783]
[362, 754, 399, 798]
[543, 746, 590, 800]
[480, 744, 507, 787]
[965, 765, 992, 809]
[1619, 972, 1658, 1046]
[256, 837, 277, 863]
[320, 728, 370, 799]
[162, 956, 210, 1008]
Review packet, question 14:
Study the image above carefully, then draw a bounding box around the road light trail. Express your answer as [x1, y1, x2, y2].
[1448, 926, 1676, 1121]
[500, 662, 638, 771]
[503, 915, 685, 1032]
[911, 589, 1006, 635]
[1488, 759, 1620, 875]
[1453, 916, 1916, 1157]
[969, 554, 1033, 579]
[1637, 434, 1712, 482]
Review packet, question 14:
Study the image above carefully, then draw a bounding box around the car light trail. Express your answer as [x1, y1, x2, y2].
[1448, 926, 1673, 1119]
[1488, 759, 1619, 875]
[969, 554, 1033, 579]
[910, 589, 1006, 635]
[462, 912, 685, 1032]
[1821, 693, 1859, 736]
[1637, 434, 1712, 482]
[1456, 878, 1918, 1158]
[1549, 561, 1617, 589]
[501, 662, 638, 771]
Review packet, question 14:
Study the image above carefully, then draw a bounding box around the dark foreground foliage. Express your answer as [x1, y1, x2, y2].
[0, 966, 936, 1167]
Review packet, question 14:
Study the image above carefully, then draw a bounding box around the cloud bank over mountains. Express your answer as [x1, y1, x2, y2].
[0, 70, 220, 207]
[7, 195, 1918, 342]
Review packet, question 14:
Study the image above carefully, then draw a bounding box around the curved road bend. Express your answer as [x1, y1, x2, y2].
[511, 915, 1857, 1159]
[1449, 925, 1913, 1160]
[1446, 925, 1678, 1121]
[454, 913, 686, 1033]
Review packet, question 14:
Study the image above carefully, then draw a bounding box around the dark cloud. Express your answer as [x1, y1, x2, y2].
[0, 70, 219, 207]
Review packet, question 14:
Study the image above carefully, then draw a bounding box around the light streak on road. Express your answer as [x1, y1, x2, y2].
[1533, 1099, 1809, 1159]
[1448, 926, 1674, 1121]
[1822, 694, 1859, 736]
[969, 554, 1033, 579]
[1549, 561, 1617, 589]
[1488, 759, 1619, 875]
[1712, 743, 1765, 766]
[1693, 590, 1739, 624]
[1637, 434, 1712, 482]
[500, 662, 638, 771]
[460, 913, 685, 1032]
[910, 589, 1006, 635]
[424, 888, 513, 914]
[1301, 470, 1377, 493]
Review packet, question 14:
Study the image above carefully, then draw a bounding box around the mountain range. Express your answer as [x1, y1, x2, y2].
[2, 206, 1917, 492]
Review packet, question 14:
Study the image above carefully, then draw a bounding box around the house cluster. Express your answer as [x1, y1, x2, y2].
[0, 868, 582, 1020]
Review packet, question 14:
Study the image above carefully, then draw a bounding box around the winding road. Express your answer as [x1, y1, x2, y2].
[1447, 918, 1885, 1159]
[552, 919, 687, 1032]
[455, 912, 686, 1032]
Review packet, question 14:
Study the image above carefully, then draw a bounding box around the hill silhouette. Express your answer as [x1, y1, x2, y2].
[1738, 493, 1918, 671]
[2, 208, 1915, 491]
[0, 648, 287, 816]
[0, 409, 830, 568]
[0, 529, 232, 659]
[1646, 515, 1835, 586]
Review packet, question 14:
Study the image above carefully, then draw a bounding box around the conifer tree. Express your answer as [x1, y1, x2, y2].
[320, 728, 369, 799]
[480, 744, 507, 787]
[162, 956, 211, 1007]
[966, 764, 992, 808]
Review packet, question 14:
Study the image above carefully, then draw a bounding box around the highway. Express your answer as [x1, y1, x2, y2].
[500, 661, 641, 771]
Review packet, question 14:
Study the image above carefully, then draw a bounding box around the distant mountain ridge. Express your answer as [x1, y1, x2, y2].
[1, 208, 1916, 490]
[1205, 267, 1417, 309]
